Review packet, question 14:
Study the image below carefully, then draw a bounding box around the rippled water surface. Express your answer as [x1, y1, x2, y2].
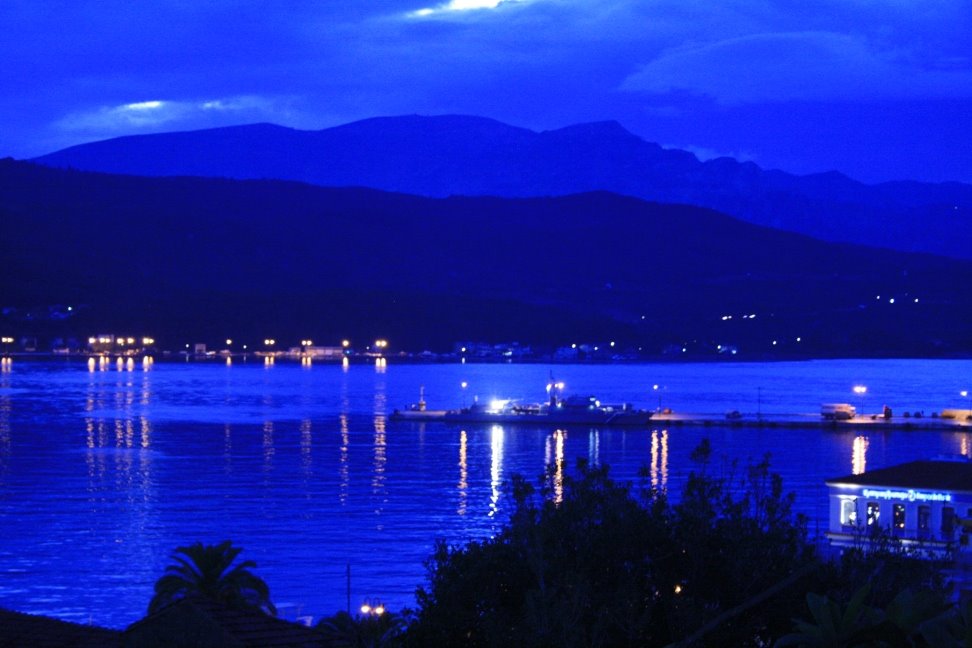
[0, 357, 970, 627]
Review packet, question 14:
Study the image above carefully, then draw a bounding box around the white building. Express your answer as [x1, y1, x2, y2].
[826, 458, 972, 549]
[826, 457, 972, 598]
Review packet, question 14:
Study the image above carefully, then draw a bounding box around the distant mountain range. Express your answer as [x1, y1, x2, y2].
[34, 115, 972, 260]
[2, 159, 970, 355]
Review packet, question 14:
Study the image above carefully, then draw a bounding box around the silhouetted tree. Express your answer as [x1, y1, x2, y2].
[148, 540, 275, 615]
[317, 609, 407, 647]
[408, 445, 819, 647]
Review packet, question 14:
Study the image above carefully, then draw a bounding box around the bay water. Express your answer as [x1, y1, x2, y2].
[0, 357, 969, 627]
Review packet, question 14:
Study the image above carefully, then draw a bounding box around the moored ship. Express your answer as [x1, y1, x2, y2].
[391, 381, 654, 426]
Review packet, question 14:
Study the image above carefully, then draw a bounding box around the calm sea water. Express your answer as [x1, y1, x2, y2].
[0, 357, 970, 628]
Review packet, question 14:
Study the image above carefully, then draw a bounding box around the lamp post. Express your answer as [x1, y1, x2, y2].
[653, 384, 662, 411]
[853, 385, 867, 417]
[461, 381, 468, 409]
[359, 600, 386, 617]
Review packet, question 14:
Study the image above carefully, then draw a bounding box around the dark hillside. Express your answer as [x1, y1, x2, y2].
[2, 159, 970, 355]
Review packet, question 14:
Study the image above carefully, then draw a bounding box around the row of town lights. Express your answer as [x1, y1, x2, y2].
[86, 336, 154, 346]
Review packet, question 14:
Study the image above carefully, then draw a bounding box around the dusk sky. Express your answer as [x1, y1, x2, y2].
[3, 1, 971, 184]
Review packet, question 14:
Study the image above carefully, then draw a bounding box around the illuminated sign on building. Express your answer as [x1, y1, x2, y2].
[862, 488, 952, 503]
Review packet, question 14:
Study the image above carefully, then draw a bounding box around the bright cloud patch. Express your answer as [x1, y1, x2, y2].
[623, 31, 972, 104]
[408, 0, 525, 18]
[56, 95, 288, 134]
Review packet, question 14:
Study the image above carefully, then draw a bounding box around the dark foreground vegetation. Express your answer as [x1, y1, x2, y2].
[5, 443, 969, 647]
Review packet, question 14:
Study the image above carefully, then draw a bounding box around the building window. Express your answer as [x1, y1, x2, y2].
[942, 507, 955, 539]
[893, 504, 905, 531]
[840, 499, 857, 527]
[867, 502, 880, 526]
[918, 505, 931, 538]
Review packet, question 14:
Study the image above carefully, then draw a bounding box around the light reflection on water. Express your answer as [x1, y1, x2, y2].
[852, 435, 869, 474]
[457, 430, 468, 516]
[489, 424, 504, 517]
[0, 358, 970, 628]
[650, 429, 669, 491]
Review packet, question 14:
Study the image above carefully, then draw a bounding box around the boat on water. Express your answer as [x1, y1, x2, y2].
[390, 381, 654, 426]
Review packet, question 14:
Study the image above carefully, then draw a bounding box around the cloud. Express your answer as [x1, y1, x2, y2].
[675, 144, 757, 164]
[54, 95, 295, 135]
[406, 0, 531, 19]
[622, 31, 972, 104]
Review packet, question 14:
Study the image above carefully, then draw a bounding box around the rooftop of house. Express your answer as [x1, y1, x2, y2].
[827, 458, 972, 493]
[123, 595, 324, 648]
[0, 607, 121, 647]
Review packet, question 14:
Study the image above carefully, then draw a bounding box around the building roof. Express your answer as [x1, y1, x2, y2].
[123, 596, 323, 648]
[827, 459, 972, 493]
[0, 607, 121, 647]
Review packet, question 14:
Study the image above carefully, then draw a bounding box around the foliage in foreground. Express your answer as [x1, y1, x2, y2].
[777, 585, 971, 647]
[406, 441, 954, 647]
[317, 609, 408, 648]
[407, 442, 821, 647]
[147, 540, 275, 616]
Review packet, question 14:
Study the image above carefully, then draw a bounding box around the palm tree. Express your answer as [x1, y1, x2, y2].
[148, 540, 275, 615]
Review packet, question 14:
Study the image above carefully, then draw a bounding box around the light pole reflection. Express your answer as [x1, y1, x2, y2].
[339, 413, 350, 506]
[262, 421, 275, 475]
[588, 429, 600, 466]
[489, 425, 504, 517]
[457, 430, 468, 516]
[852, 435, 868, 475]
[300, 419, 313, 477]
[650, 429, 669, 490]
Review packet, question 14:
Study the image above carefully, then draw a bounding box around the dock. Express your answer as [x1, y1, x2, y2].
[648, 411, 972, 431]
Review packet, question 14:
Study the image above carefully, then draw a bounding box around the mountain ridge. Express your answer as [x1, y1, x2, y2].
[34, 114, 972, 260]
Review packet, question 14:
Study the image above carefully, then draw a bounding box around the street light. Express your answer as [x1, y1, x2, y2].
[461, 381, 468, 408]
[359, 600, 385, 617]
[853, 385, 867, 416]
[653, 384, 662, 411]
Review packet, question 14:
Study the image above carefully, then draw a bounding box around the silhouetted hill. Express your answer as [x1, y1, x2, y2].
[34, 115, 972, 260]
[1, 159, 970, 355]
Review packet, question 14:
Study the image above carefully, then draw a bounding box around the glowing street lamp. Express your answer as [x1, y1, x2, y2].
[461, 381, 468, 408]
[653, 384, 662, 411]
[359, 601, 385, 617]
[853, 385, 867, 416]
